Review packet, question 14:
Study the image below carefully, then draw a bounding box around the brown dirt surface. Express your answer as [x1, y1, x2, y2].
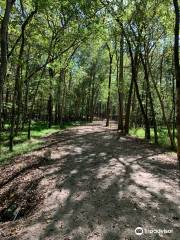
[0, 121, 179, 240]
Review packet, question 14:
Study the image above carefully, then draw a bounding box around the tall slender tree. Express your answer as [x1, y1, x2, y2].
[106, 44, 113, 127]
[173, 0, 180, 165]
[0, 0, 15, 150]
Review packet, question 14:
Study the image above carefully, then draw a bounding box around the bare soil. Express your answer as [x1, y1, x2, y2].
[0, 121, 179, 240]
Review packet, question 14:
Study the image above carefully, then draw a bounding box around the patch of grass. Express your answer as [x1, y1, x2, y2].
[129, 127, 177, 148]
[0, 125, 60, 164]
[0, 120, 87, 164]
[0, 139, 43, 164]
[30, 125, 60, 138]
[129, 128, 146, 139]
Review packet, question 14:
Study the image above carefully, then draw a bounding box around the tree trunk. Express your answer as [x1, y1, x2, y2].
[124, 79, 134, 134]
[9, 8, 37, 150]
[0, 0, 15, 150]
[106, 45, 113, 127]
[59, 69, 66, 126]
[173, 0, 180, 165]
[149, 64, 176, 149]
[27, 118, 31, 140]
[172, 74, 176, 142]
[22, 78, 29, 129]
[140, 53, 158, 144]
[48, 68, 54, 128]
[124, 31, 151, 139]
[131, 52, 151, 140]
[47, 94, 53, 128]
[117, 34, 124, 131]
[90, 71, 96, 122]
[26, 69, 44, 140]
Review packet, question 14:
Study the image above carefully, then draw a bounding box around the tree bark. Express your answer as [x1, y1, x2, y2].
[0, 0, 15, 149]
[57, 68, 66, 126]
[130, 50, 151, 140]
[149, 63, 176, 149]
[90, 67, 96, 122]
[173, 0, 180, 165]
[106, 45, 113, 127]
[9, 8, 37, 150]
[15, 8, 37, 134]
[124, 79, 134, 134]
[47, 94, 53, 128]
[117, 34, 124, 131]
[140, 53, 158, 144]
[48, 68, 54, 128]
[124, 31, 151, 140]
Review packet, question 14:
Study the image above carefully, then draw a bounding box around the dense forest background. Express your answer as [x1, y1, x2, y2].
[0, 0, 179, 164]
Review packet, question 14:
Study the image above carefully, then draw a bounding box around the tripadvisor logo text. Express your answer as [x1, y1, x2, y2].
[135, 227, 173, 236]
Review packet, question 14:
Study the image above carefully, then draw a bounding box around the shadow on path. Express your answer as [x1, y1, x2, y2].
[0, 122, 179, 240]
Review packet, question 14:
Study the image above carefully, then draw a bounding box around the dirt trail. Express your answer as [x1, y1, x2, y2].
[0, 121, 179, 240]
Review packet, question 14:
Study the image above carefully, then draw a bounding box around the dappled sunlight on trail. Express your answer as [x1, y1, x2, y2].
[0, 121, 179, 240]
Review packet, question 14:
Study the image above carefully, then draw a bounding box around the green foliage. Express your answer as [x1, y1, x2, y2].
[130, 128, 177, 147]
[0, 121, 87, 164]
[0, 0, 177, 155]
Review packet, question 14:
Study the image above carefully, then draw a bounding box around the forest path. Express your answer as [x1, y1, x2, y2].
[0, 121, 179, 240]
